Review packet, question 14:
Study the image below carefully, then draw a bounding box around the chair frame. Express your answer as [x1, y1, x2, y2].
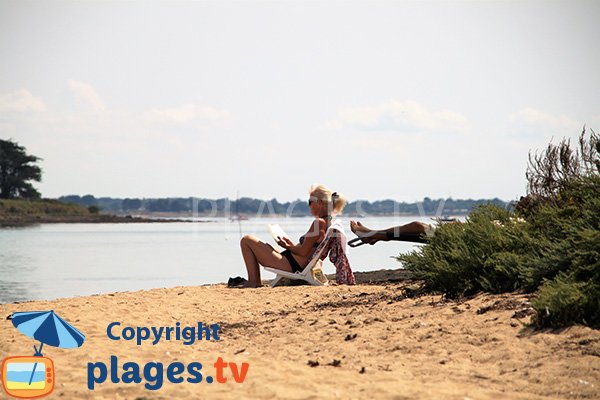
[264, 224, 342, 287]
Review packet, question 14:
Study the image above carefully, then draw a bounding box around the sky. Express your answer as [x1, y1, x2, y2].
[0, 0, 598, 203]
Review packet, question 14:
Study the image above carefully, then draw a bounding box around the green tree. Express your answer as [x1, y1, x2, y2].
[122, 198, 142, 211]
[0, 139, 42, 199]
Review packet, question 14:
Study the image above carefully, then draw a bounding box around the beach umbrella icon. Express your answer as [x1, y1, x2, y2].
[11, 310, 85, 355]
[9, 310, 85, 386]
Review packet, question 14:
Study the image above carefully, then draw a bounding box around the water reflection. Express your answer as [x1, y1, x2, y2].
[0, 246, 40, 303]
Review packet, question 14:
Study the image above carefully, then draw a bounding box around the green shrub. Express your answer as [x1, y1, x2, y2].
[398, 130, 600, 328]
[529, 178, 600, 327]
[533, 273, 600, 328]
[398, 205, 535, 297]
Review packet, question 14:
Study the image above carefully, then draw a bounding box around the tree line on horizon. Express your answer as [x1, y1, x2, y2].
[56, 194, 509, 216]
[0, 137, 508, 215]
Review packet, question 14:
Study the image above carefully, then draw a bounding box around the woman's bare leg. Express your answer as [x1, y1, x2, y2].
[239, 235, 293, 288]
[350, 220, 428, 244]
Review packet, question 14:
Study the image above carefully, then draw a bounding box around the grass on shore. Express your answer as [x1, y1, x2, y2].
[0, 198, 93, 217]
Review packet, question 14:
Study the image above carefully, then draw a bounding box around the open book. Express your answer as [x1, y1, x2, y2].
[267, 224, 289, 248]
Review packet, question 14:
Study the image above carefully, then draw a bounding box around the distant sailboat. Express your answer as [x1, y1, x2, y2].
[230, 191, 249, 222]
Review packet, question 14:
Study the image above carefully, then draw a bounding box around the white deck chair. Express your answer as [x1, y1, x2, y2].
[264, 220, 345, 287]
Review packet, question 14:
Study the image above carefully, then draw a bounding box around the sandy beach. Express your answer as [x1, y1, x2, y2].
[1, 273, 599, 400]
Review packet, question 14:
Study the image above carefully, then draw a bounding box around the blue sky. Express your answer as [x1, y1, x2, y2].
[1, 0, 598, 202]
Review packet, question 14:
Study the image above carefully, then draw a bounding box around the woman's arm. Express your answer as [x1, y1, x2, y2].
[278, 218, 326, 257]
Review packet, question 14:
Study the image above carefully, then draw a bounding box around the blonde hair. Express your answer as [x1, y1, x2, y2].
[309, 184, 346, 215]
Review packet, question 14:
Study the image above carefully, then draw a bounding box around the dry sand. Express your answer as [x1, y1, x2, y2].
[1, 274, 599, 399]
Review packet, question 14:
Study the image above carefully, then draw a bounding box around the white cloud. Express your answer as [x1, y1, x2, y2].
[146, 103, 230, 124]
[3, 83, 230, 142]
[68, 80, 105, 112]
[325, 100, 469, 134]
[3, 82, 232, 164]
[0, 89, 46, 113]
[509, 107, 579, 136]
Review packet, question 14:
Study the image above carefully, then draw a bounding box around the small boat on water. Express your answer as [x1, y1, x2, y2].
[439, 215, 458, 223]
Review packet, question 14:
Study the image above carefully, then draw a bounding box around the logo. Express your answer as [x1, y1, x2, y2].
[1, 311, 85, 399]
[1, 357, 54, 399]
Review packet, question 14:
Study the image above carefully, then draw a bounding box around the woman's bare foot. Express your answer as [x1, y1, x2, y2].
[350, 220, 371, 235]
[350, 220, 382, 245]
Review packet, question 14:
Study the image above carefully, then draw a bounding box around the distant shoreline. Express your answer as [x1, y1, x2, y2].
[0, 198, 192, 227]
[0, 214, 190, 227]
[0, 198, 469, 228]
[58, 194, 504, 218]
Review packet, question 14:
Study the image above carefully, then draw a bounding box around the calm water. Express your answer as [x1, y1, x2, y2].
[0, 216, 436, 303]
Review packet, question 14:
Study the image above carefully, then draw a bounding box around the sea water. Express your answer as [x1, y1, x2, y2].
[0, 216, 441, 303]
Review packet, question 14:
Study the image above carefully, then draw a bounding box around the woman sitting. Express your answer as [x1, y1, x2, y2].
[236, 184, 346, 288]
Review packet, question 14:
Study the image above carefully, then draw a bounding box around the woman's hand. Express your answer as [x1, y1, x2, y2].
[276, 236, 294, 249]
